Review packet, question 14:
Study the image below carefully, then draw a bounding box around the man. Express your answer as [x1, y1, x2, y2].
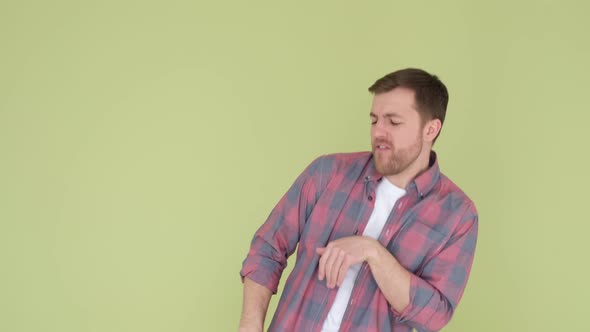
[239, 68, 478, 332]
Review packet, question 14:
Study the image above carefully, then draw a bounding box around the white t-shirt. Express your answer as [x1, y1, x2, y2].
[321, 177, 406, 332]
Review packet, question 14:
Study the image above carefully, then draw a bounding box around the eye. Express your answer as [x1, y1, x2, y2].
[390, 120, 402, 126]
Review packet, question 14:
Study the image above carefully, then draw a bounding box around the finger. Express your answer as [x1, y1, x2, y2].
[324, 248, 340, 288]
[318, 247, 330, 281]
[316, 247, 326, 255]
[337, 258, 352, 287]
[330, 251, 346, 288]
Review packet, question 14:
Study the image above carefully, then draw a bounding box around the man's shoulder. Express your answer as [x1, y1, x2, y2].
[312, 151, 373, 172]
[436, 172, 478, 216]
[316, 151, 373, 165]
[300, 152, 372, 188]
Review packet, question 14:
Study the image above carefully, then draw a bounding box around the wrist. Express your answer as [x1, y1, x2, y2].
[364, 237, 382, 265]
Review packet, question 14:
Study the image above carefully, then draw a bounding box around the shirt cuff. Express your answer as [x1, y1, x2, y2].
[240, 257, 282, 294]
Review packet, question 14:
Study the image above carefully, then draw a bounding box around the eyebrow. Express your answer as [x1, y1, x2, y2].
[369, 112, 404, 119]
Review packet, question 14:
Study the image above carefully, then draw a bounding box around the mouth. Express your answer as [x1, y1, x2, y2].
[374, 143, 391, 150]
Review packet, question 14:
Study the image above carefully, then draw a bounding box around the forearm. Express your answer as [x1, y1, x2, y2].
[366, 240, 412, 313]
[239, 277, 272, 331]
[319, 215, 477, 331]
[366, 240, 456, 331]
[318, 235, 463, 330]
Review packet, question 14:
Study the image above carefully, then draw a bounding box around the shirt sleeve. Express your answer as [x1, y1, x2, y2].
[392, 201, 479, 332]
[239, 155, 327, 294]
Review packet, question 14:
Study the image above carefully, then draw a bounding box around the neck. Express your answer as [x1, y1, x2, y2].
[384, 149, 431, 189]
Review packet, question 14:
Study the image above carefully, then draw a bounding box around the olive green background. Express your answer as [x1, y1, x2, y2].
[1, 1, 588, 331]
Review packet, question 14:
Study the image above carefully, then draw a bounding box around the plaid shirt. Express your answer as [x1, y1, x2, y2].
[240, 151, 478, 332]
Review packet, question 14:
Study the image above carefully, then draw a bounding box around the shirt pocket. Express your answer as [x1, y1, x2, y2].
[387, 220, 447, 273]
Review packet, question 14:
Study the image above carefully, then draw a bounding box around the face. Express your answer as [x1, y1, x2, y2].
[370, 87, 427, 176]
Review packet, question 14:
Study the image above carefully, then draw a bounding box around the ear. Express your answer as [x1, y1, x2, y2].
[423, 118, 442, 143]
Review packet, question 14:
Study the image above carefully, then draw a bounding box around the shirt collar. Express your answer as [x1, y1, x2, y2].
[366, 151, 441, 199]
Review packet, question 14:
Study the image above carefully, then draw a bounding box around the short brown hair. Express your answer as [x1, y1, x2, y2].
[368, 68, 449, 140]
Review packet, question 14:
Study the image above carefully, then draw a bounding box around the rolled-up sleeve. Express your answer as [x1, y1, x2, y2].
[239, 156, 326, 294]
[393, 202, 479, 331]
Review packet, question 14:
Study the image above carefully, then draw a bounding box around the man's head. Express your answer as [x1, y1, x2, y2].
[368, 68, 449, 177]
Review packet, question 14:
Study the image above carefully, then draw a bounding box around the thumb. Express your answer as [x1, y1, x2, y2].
[316, 247, 326, 255]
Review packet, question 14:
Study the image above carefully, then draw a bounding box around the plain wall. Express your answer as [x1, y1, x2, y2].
[1, 1, 589, 331]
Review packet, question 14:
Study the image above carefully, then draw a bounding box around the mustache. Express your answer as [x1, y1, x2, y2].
[372, 139, 392, 146]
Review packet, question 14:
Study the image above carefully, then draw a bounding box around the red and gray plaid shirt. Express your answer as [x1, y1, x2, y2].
[240, 151, 478, 332]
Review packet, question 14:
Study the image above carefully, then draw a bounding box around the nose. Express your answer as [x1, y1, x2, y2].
[371, 120, 387, 139]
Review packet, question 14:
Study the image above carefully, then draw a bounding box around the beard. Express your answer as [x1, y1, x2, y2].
[373, 137, 423, 176]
